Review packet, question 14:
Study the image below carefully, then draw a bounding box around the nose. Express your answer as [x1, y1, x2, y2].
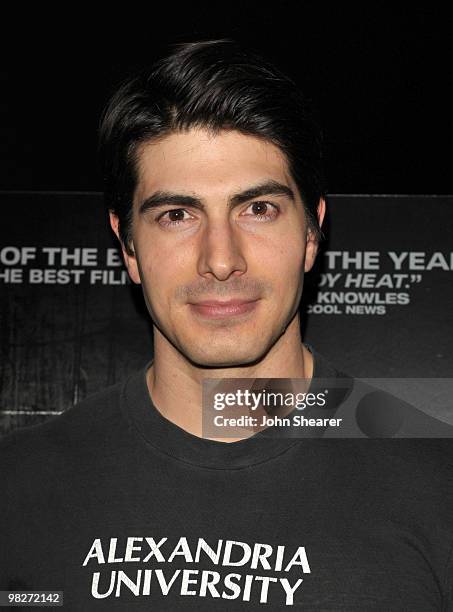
[196, 218, 247, 281]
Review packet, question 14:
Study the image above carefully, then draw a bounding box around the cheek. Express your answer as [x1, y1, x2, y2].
[137, 246, 192, 313]
[254, 233, 305, 281]
[135, 221, 187, 272]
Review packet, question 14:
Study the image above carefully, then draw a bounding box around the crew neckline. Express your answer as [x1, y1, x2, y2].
[121, 343, 353, 470]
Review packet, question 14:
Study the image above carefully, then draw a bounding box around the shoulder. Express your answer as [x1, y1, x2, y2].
[0, 378, 126, 476]
[307, 349, 453, 476]
[310, 349, 453, 445]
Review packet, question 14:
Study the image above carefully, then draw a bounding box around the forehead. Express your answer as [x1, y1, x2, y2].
[134, 128, 295, 199]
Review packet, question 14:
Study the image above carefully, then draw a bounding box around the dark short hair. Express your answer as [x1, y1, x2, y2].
[98, 39, 327, 255]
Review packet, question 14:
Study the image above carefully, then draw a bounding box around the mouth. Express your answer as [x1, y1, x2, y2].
[188, 298, 260, 319]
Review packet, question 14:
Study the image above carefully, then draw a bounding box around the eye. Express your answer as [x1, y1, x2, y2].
[241, 201, 279, 221]
[157, 208, 195, 227]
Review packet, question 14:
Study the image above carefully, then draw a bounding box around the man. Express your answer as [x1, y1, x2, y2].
[1, 40, 452, 610]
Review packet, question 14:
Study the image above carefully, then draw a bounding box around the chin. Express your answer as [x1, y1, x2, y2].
[181, 343, 267, 369]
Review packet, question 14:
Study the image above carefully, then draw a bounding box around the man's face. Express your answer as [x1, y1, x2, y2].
[110, 127, 324, 367]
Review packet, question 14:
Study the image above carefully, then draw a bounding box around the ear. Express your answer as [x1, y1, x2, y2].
[304, 197, 326, 273]
[109, 211, 141, 285]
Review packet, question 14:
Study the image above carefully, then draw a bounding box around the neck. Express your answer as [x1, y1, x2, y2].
[145, 316, 313, 441]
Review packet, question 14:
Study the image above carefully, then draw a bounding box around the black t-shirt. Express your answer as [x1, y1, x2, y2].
[1, 345, 453, 610]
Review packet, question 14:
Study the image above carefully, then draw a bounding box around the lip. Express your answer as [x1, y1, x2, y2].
[189, 299, 260, 319]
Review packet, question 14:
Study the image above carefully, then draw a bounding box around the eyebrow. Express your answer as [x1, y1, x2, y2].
[138, 180, 295, 215]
